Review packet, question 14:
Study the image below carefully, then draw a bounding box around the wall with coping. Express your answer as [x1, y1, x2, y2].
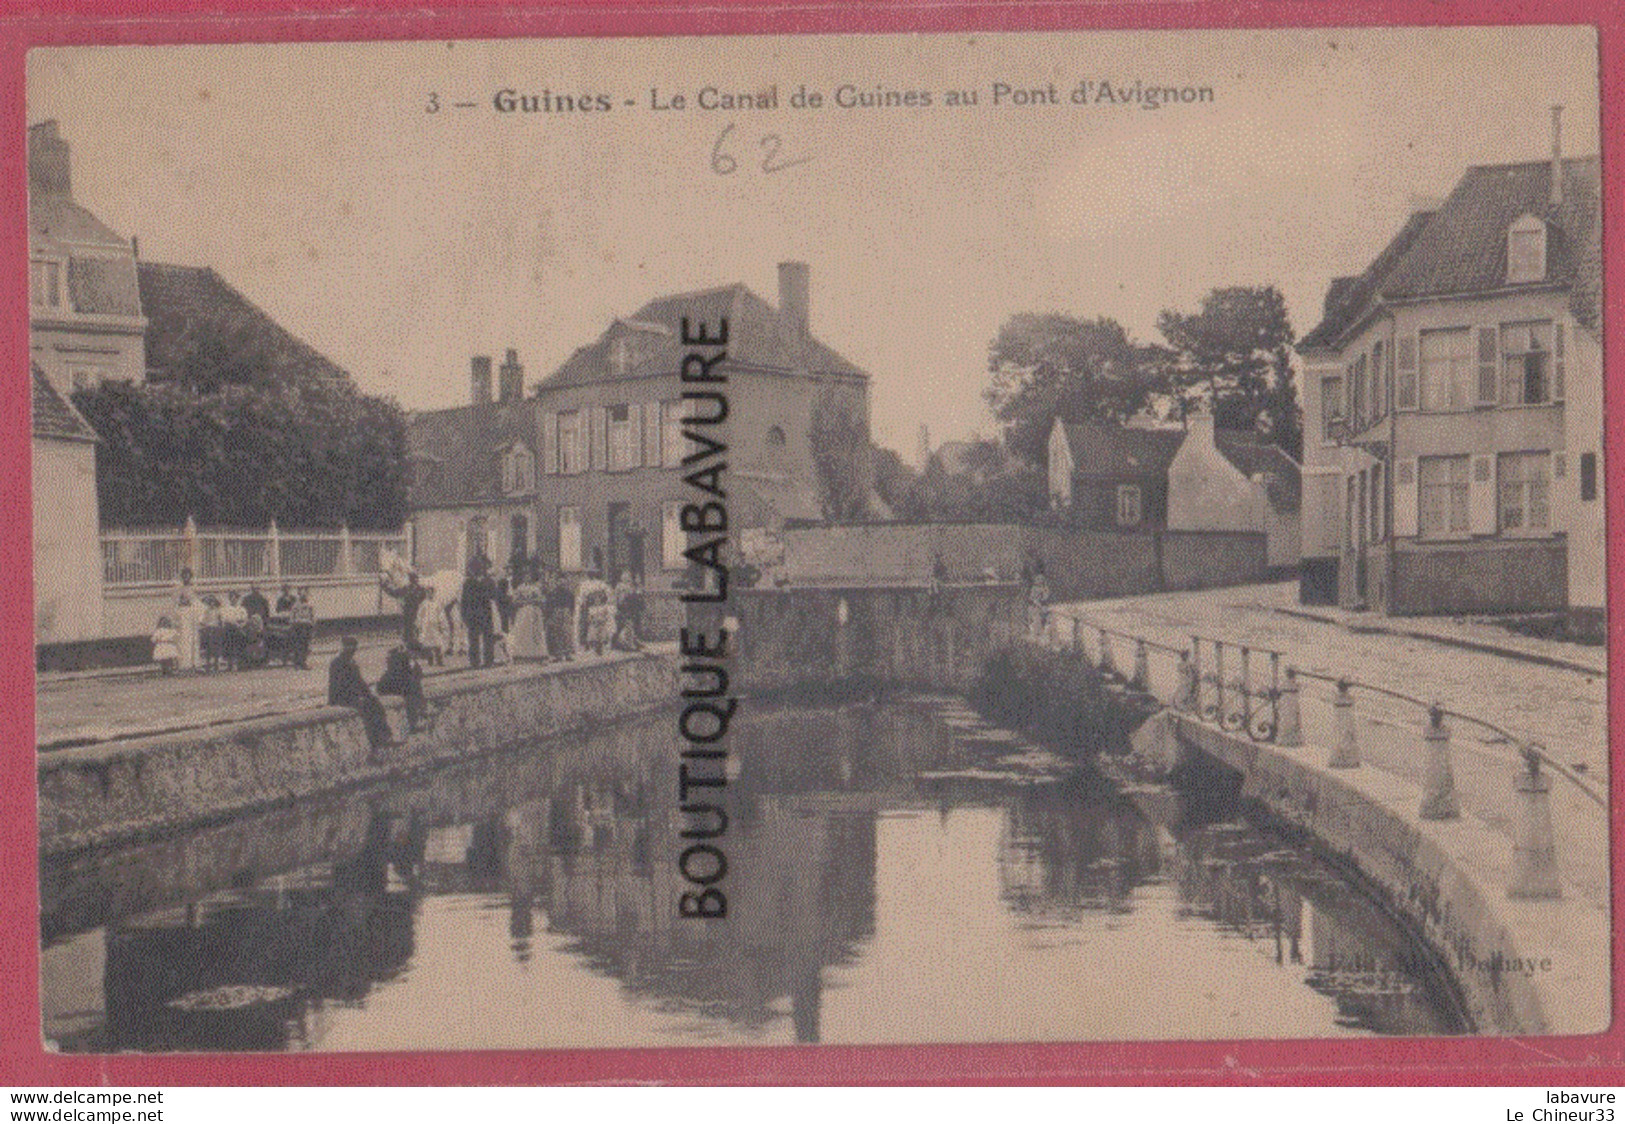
[1150, 713, 1606, 1037]
[726, 583, 1027, 696]
[39, 652, 678, 856]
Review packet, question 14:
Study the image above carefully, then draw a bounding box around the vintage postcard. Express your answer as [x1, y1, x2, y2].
[13, 11, 1619, 1081]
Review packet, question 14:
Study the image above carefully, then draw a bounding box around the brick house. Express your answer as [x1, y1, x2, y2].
[1047, 420, 1184, 530]
[407, 263, 872, 585]
[1296, 137, 1601, 616]
[1048, 417, 1300, 566]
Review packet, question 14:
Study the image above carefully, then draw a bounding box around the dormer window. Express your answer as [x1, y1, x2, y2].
[1507, 214, 1547, 284]
[501, 443, 535, 494]
[610, 336, 633, 376]
[30, 259, 63, 309]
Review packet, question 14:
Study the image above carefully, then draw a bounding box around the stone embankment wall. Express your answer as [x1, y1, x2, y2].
[1136, 712, 1598, 1037]
[728, 583, 1027, 695]
[42, 585, 1023, 856]
[39, 654, 677, 856]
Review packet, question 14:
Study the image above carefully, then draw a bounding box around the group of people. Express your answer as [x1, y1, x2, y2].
[382, 553, 648, 670]
[152, 571, 316, 674]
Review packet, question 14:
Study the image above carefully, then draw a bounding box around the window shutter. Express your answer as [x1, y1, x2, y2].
[1553, 322, 1566, 402]
[627, 403, 644, 469]
[542, 412, 558, 475]
[1387, 340, 1396, 409]
[1469, 454, 1496, 533]
[575, 415, 589, 475]
[1396, 335, 1418, 410]
[1476, 327, 1499, 405]
[590, 406, 607, 471]
[1394, 459, 1418, 537]
[643, 402, 661, 467]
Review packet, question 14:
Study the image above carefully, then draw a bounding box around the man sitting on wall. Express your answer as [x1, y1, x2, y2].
[328, 635, 396, 751]
[377, 645, 434, 734]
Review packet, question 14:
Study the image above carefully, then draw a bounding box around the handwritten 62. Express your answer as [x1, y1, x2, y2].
[710, 122, 813, 176]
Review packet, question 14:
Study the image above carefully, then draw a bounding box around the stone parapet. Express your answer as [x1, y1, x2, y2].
[39, 652, 678, 856]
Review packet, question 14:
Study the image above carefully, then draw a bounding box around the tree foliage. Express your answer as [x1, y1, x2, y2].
[810, 391, 875, 522]
[985, 314, 1163, 462]
[985, 286, 1302, 464]
[874, 439, 1048, 523]
[1156, 285, 1300, 458]
[73, 380, 408, 530]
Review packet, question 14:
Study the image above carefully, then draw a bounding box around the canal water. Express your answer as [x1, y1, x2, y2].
[40, 700, 1467, 1051]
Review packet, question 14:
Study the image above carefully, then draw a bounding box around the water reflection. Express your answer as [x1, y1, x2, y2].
[41, 702, 1466, 1052]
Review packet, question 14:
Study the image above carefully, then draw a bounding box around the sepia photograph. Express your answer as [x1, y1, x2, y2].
[26, 24, 1609, 1057]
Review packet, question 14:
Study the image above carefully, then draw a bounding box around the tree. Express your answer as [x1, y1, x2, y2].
[985, 314, 1163, 463]
[870, 444, 918, 518]
[809, 389, 874, 522]
[73, 379, 408, 530]
[1156, 286, 1301, 459]
[887, 440, 1047, 524]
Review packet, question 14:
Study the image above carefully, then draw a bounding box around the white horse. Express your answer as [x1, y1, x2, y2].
[380, 549, 466, 657]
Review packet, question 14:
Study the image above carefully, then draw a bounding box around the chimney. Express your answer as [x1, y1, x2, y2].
[778, 260, 810, 343]
[498, 347, 524, 404]
[1187, 405, 1216, 446]
[27, 120, 72, 198]
[1550, 105, 1564, 208]
[471, 355, 493, 406]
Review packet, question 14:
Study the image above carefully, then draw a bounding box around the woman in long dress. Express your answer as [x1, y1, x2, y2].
[415, 582, 448, 666]
[174, 567, 203, 672]
[508, 562, 549, 661]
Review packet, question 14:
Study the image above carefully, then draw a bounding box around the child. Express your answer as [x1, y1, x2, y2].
[200, 595, 224, 672]
[152, 615, 180, 675]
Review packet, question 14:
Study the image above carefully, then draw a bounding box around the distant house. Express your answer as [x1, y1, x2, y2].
[1166, 412, 1302, 569]
[406, 350, 544, 576]
[1296, 131, 1601, 617]
[32, 363, 101, 645]
[1048, 416, 1300, 566]
[408, 263, 872, 584]
[28, 121, 146, 397]
[1047, 420, 1184, 530]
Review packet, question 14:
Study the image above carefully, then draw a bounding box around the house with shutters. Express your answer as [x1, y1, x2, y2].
[406, 262, 872, 584]
[1296, 130, 1601, 617]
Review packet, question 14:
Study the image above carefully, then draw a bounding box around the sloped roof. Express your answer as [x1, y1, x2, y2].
[1214, 429, 1301, 512]
[32, 362, 98, 442]
[29, 195, 143, 318]
[1300, 157, 1600, 352]
[138, 262, 353, 391]
[405, 400, 536, 509]
[1380, 158, 1599, 300]
[30, 193, 131, 252]
[1298, 211, 1433, 351]
[540, 283, 868, 390]
[1060, 422, 1184, 479]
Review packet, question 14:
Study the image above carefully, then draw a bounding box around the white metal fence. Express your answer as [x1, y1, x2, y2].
[101, 521, 410, 587]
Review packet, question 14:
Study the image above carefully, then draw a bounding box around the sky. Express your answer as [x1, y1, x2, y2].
[27, 26, 1600, 460]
